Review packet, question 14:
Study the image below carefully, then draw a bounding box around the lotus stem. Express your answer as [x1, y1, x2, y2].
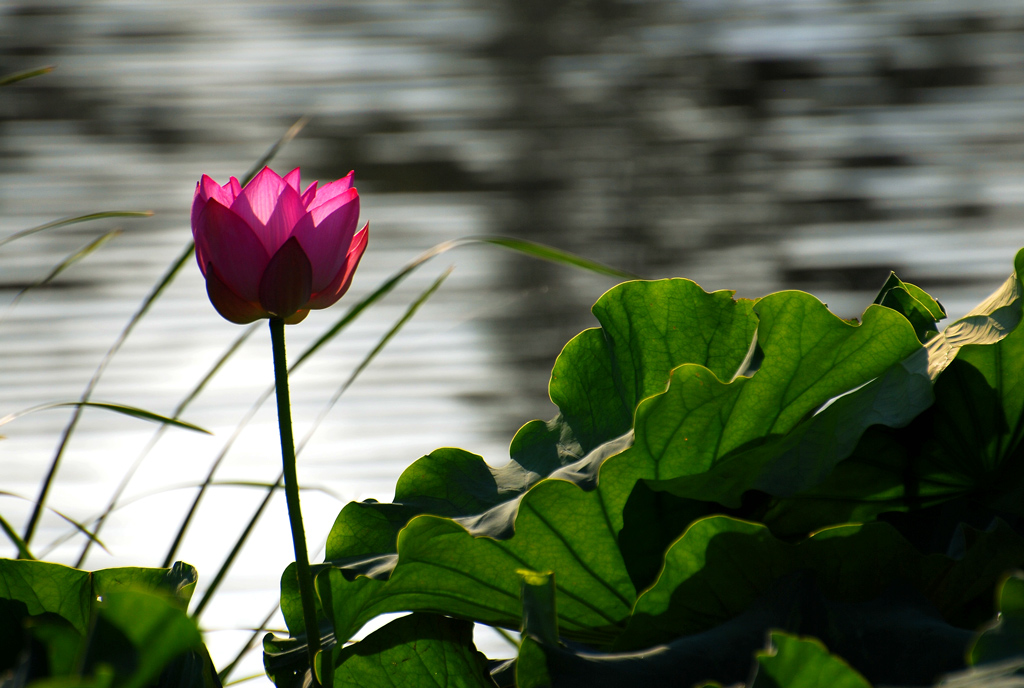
[269, 317, 322, 686]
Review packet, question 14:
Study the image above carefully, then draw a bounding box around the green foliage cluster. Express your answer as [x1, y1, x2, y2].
[264, 249, 1024, 687]
[5, 67, 1024, 684]
[0, 560, 219, 687]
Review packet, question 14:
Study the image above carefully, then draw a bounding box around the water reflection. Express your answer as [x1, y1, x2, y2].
[3, 0, 1024, 679]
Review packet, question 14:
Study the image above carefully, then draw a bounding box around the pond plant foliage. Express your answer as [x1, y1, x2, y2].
[11, 246, 1024, 686]
[4, 76, 1024, 685]
[257, 249, 1024, 688]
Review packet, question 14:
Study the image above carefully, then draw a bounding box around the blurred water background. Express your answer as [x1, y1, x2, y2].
[3, 0, 1024, 681]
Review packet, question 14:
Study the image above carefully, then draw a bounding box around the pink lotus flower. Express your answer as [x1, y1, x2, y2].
[191, 166, 367, 324]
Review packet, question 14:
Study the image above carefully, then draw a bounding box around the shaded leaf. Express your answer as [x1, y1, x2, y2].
[0, 560, 213, 688]
[924, 248, 1024, 378]
[328, 613, 494, 688]
[92, 590, 204, 688]
[618, 516, 1023, 651]
[873, 272, 946, 344]
[637, 292, 921, 506]
[970, 573, 1024, 666]
[752, 632, 871, 688]
[768, 252, 1024, 533]
[516, 574, 970, 688]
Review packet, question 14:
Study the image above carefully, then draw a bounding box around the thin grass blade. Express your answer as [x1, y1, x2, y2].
[0, 514, 34, 559]
[0, 211, 151, 249]
[1, 229, 121, 324]
[0, 64, 55, 86]
[240, 116, 309, 185]
[219, 603, 281, 684]
[0, 490, 108, 558]
[294, 236, 634, 370]
[465, 235, 638, 279]
[296, 267, 452, 456]
[0, 400, 210, 434]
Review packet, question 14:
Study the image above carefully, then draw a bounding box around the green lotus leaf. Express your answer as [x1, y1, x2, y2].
[616, 515, 1024, 651]
[766, 251, 1024, 533]
[308, 286, 930, 651]
[0, 560, 92, 634]
[516, 573, 971, 688]
[873, 272, 946, 344]
[752, 633, 872, 688]
[92, 590, 205, 688]
[323, 279, 757, 563]
[324, 613, 494, 688]
[552, 279, 757, 454]
[924, 247, 1024, 378]
[0, 559, 212, 687]
[969, 573, 1024, 666]
[621, 290, 922, 507]
[322, 478, 636, 649]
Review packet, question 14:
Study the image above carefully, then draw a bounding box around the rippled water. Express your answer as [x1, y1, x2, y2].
[3, 0, 1024, 680]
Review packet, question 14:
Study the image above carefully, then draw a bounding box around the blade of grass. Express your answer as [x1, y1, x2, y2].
[190, 268, 453, 616]
[23, 117, 308, 547]
[0, 64, 55, 86]
[162, 235, 630, 565]
[217, 539, 331, 686]
[75, 323, 259, 568]
[224, 673, 274, 687]
[295, 267, 453, 456]
[0, 401, 210, 434]
[218, 603, 281, 684]
[0, 211, 151, 249]
[1, 229, 121, 325]
[190, 474, 282, 619]
[39, 478, 338, 561]
[292, 235, 637, 371]
[0, 490, 109, 558]
[464, 235, 638, 280]
[240, 116, 309, 186]
[0, 514, 34, 559]
[493, 626, 522, 649]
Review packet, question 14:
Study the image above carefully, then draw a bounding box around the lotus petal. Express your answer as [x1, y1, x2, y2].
[191, 175, 235, 234]
[308, 171, 355, 211]
[258, 237, 313, 319]
[296, 189, 359, 291]
[205, 264, 267, 324]
[283, 167, 302, 193]
[307, 225, 368, 309]
[195, 200, 269, 302]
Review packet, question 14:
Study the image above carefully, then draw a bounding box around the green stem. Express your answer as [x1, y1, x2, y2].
[269, 317, 322, 686]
